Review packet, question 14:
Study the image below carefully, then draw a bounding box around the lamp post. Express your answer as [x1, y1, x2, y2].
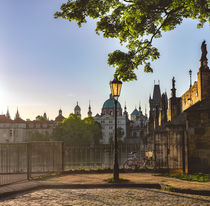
[189, 69, 192, 88]
[189, 69, 192, 105]
[110, 77, 122, 181]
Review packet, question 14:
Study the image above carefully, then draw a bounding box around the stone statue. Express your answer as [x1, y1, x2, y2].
[172, 76, 175, 89]
[201, 40, 207, 60]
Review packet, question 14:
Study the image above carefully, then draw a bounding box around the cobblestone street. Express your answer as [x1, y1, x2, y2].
[0, 188, 210, 206]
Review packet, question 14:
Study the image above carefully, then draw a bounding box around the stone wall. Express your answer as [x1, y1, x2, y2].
[185, 100, 210, 173]
[181, 81, 200, 111]
[154, 125, 185, 173]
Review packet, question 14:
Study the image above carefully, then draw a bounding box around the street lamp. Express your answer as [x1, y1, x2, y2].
[110, 77, 122, 181]
[189, 69, 192, 88]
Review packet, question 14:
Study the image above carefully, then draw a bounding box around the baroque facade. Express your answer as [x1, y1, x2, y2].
[0, 97, 148, 144]
[0, 109, 63, 143]
[94, 94, 147, 144]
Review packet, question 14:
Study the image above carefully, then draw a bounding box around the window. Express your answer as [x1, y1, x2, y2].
[109, 120, 113, 124]
[196, 86, 198, 96]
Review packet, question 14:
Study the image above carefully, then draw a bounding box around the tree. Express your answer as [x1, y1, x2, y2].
[27, 130, 52, 142]
[52, 114, 102, 145]
[83, 117, 102, 144]
[55, 0, 210, 82]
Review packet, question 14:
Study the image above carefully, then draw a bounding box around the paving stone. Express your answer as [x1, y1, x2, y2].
[0, 188, 210, 206]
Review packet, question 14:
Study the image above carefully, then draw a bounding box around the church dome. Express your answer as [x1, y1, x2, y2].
[74, 105, 80, 110]
[131, 108, 140, 115]
[102, 98, 121, 109]
[74, 102, 81, 110]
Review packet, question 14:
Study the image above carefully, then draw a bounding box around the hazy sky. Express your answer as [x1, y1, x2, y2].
[0, 0, 210, 120]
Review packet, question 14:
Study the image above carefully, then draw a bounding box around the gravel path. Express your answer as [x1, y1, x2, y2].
[1, 188, 210, 206]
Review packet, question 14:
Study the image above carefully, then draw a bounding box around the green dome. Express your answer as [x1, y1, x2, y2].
[102, 98, 121, 109]
[74, 102, 81, 110]
[74, 105, 80, 110]
[131, 108, 140, 115]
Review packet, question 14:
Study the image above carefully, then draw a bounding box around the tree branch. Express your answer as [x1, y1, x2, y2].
[123, 0, 133, 3]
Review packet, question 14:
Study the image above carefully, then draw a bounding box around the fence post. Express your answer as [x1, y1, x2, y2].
[61, 142, 64, 172]
[27, 142, 31, 180]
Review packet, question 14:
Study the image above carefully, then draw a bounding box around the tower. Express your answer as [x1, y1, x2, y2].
[74, 102, 81, 117]
[149, 83, 161, 129]
[168, 77, 182, 121]
[15, 108, 20, 119]
[197, 40, 210, 100]
[6, 108, 10, 119]
[59, 109, 62, 116]
[43, 112, 47, 120]
[87, 101, 92, 117]
[55, 109, 65, 122]
[159, 92, 168, 126]
[123, 103, 128, 117]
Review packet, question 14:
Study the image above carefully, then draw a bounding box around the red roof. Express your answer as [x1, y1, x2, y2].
[13, 117, 25, 123]
[0, 115, 13, 123]
[55, 114, 65, 122]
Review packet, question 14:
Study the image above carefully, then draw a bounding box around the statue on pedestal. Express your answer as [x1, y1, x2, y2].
[201, 40, 207, 61]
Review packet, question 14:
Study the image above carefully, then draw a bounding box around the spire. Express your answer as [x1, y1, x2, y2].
[123, 102, 128, 117]
[153, 84, 161, 104]
[6, 107, 10, 119]
[124, 101, 127, 111]
[145, 105, 147, 117]
[88, 100, 92, 117]
[15, 108, 20, 119]
[139, 101, 141, 112]
[88, 100, 91, 110]
[59, 108, 62, 115]
[43, 112, 47, 119]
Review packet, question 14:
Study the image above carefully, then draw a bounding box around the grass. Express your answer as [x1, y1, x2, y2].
[158, 173, 210, 182]
[105, 177, 130, 183]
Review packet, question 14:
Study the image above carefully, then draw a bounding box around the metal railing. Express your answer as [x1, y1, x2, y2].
[0, 141, 183, 186]
[64, 144, 141, 170]
[0, 142, 63, 186]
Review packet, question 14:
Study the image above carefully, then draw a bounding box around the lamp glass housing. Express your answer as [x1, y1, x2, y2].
[110, 78, 122, 100]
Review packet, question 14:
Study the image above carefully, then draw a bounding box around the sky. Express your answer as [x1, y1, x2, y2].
[0, 0, 209, 120]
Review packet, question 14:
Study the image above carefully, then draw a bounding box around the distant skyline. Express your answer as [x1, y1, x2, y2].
[0, 0, 210, 120]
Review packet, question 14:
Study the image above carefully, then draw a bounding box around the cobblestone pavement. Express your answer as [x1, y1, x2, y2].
[0, 188, 210, 206]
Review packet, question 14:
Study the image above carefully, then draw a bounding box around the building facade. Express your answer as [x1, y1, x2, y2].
[94, 94, 128, 144]
[146, 40, 210, 173]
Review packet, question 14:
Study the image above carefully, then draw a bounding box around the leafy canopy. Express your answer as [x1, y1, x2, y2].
[55, 0, 210, 81]
[52, 114, 102, 145]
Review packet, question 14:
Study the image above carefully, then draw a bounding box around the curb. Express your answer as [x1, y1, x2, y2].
[0, 182, 210, 199]
[160, 184, 210, 196]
